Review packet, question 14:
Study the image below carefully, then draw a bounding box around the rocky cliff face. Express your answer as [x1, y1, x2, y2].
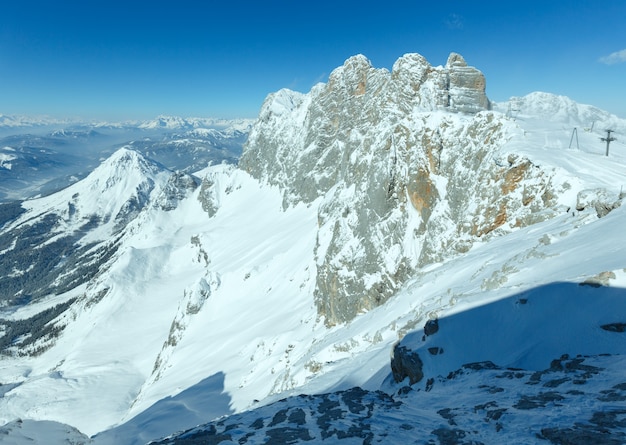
[239, 53, 564, 325]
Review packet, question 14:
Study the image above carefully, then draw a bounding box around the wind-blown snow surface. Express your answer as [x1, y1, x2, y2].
[0, 92, 626, 444]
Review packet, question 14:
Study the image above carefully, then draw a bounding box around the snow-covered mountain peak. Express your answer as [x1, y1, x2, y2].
[0, 114, 77, 129]
[138, 115, 192, 130]
[445, 51, 468, 67]
[327, 54, 378, 92]
[260, 88, 307, 119]
[497, 91, 626, 133]
[0, 145, 199, 323]
[63, 148, 166, 224]
[4, 147, 187, 252]
[41, 148, 165, 217]
[135, 115, 256, 132]
[94, 147, 163, 182]
[391, 52, 429, 75]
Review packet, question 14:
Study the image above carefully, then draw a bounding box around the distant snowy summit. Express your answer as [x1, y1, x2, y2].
[0, 114, 79, 129]
[136, 115, 254, 133]
[494, 91, 626, 134]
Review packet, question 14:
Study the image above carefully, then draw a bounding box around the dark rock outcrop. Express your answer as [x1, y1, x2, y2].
[576, 188, 622, 218]
[391, 344, 424, 385]
[424, 318, 439, 336]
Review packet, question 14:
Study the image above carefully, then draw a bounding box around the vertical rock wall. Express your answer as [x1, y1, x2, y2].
[239, 53, 560, 325]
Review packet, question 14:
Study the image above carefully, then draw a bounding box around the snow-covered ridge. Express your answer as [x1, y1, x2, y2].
[136, 115, 254, 132]
[0, 114, 79, 128]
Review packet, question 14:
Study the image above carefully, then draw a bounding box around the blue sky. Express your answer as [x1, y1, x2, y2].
[1, 0, 625, 120]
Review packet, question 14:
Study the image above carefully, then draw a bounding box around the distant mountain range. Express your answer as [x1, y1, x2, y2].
[0, 117, 253, 202]
[0, 114, 254, 132]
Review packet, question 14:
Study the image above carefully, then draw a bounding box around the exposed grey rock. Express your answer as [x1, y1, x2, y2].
[240, 53, 562, 324]
[156, 171, 200, 211]
[112, 175, 156, 232]
[576, 188, 622, 218]
[197, 177, 219, 217]
[197, 167, 236, 217]
[446, 52, 490, 113]
[539, 410, 626, 445]
[513, 392, 564, 410]
[580, 271, 616, 287]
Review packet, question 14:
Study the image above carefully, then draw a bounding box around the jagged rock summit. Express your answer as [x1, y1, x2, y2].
[240, 52, 563, 325]
[445, 52, 490, 113]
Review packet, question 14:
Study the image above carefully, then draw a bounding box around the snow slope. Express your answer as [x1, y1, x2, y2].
[0, 70, 625, 444]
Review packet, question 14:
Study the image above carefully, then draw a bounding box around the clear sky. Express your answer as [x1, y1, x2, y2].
[1, 0, 625, 120]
